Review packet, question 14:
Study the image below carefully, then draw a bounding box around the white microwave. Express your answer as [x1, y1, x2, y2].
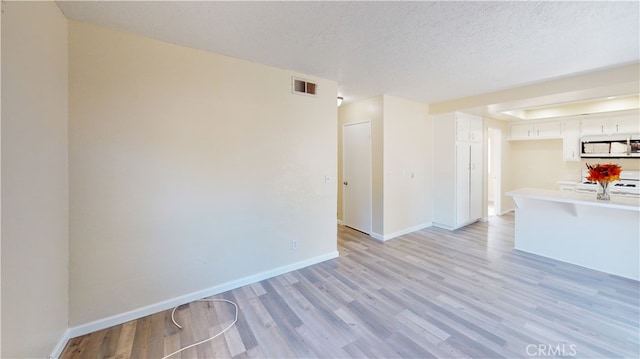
[580, 134, 640, 158]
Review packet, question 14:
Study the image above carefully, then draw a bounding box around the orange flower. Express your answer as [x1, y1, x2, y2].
[586, 163, 622, 183]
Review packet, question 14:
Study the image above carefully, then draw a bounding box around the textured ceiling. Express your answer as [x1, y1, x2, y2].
[57, 1, 639, 107]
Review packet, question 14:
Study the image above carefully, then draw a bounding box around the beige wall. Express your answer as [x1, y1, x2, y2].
[507, 139, 574, 190]
[1, 2, 69, 357]
[338, 95, 432, 238]
[382, 95, 432, 235]
[68, 21, 337, 326]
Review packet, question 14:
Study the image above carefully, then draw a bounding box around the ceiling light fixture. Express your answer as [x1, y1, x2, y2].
[337, 96, 343, 107]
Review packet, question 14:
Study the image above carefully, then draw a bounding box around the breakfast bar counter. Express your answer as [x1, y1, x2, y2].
[506, 188, 640, 280]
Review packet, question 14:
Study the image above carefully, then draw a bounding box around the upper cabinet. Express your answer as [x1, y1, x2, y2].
[507, 110, 638, 162]
[509, 110, 639, 143]
[509, 120, 562, 141]
[456, 112, 482, 143]
[581, 113, 640, 136]
[562, 119, 581, 161]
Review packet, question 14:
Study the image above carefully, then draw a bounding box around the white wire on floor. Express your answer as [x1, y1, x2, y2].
[161, 298, 239, 359]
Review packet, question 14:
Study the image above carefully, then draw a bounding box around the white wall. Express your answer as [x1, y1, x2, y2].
[68, 20, 338, 327]
[1, 2, 69, 357]
[382, 95, 431, 236]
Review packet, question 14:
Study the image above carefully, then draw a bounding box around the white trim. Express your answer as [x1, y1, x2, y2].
[67, 251, 339, 339]
[342, 120, 371, 126]
[370, 223, 432, 241]
[487, 127, 503, 217]
[433, 219, 481, 231]
[337, 219, 344, 225]
[370, 232, 384, 241]
[49, 329, 71, 359]
[432, 222, 451, 230]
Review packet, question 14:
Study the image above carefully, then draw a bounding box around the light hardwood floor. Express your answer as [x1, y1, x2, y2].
[61, 214, 640, 358]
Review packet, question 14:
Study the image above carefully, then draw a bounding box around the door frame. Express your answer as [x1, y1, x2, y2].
[342, 120, 372, 234]
[487, 127, 502, 216]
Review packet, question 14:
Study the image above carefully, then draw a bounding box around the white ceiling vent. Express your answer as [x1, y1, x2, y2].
[292, 77, 318, 96]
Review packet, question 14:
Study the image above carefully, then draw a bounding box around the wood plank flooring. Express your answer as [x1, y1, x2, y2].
[61, 214, 640, 358]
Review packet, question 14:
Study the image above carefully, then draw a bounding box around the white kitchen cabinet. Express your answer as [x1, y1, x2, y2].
[581, 117, 610, 135]
[468, 141, 483, 221]
[455, 143, 471, 225]
[509, 123, 532, 140]
[562, 119, 581, 161]
[581, 113, 640, 135]
[433, 112, 483, 230]
[456, 112, 482, 143]
[609, 113, 640, 134]
[509, 120, 562, 140]
[455, 143, 482, 225]
[535, 121, 563, 138]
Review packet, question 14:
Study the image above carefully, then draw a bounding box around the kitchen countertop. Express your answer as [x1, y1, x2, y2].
[506, 188, 640, 212]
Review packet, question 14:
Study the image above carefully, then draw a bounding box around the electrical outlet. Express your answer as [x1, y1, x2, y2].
[291, 240, 298, 250]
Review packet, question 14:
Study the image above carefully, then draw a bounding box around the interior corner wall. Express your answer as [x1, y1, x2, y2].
[68, 20, 337, 327]
[381, 95, 432, 237]
[1, 2, 69, 357]
[337, 96, 384, 235]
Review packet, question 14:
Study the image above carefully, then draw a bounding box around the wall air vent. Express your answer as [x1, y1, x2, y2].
[292, 77, 318, 96]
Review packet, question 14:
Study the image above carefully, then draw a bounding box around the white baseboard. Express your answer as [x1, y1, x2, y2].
[371, 222, 432, 241]
[67, 251, 339, 340]
[49, 328, 71, 359]
[370, 232, 384, 241]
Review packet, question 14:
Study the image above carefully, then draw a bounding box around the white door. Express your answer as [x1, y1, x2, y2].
[343, 122, 372, 234]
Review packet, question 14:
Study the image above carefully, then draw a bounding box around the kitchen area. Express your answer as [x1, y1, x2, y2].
[502, 104, 640, 280]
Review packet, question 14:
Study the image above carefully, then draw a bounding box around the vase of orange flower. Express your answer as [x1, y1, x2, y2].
[586, 163, 622, 200]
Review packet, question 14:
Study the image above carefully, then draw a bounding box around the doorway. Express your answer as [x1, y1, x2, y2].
[342, 121, 372, 234]
[487, 128, 502, 216]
